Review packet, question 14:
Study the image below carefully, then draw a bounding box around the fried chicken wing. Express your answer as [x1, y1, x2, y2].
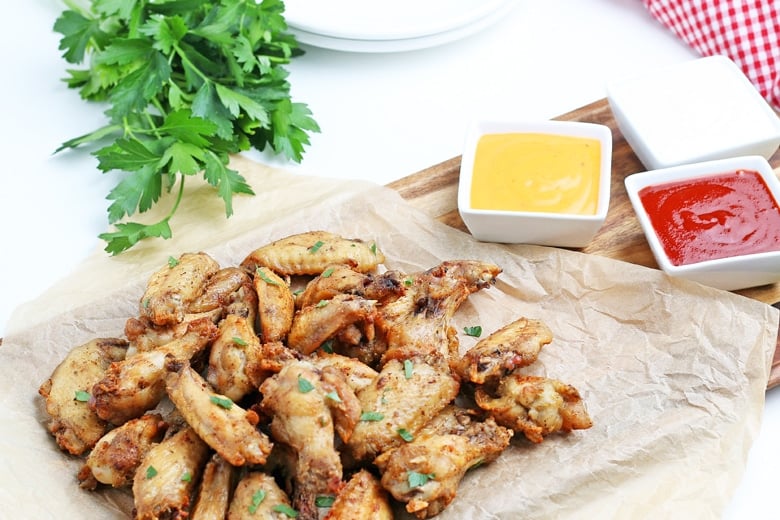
[38, 337, 129, 455]
[188, 266, 258, 322]
[140, 252, 220, 326]
[91, 318, 217, 425]
[78, 412, 167, 489]
[227, 471, 292, 520]
[323, 469, 393, 520]
[241, 231, 385, 276]
[475, 374, 593, 443]
[454, 317, 553, 385]
[346, 356, 460, 463]
[287, 294, 377, 356]
[207, 314, 264, 402]
[253, 266, 295, 342]
[309, 352, 379, 394]
[190, 454, 235, 520]
[259, 359, 361, 519]
[375, 406, 513, 519]
[132, 425, 211, 520]
[165, 360, 273, 466]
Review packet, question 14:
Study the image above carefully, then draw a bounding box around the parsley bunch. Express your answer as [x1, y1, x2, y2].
[54, 0, 319, 254]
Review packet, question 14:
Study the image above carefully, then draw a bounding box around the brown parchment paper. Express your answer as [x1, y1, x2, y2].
[1, 155, 777, 519]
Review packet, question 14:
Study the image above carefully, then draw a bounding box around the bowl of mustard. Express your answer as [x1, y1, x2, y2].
[457, 119, 612, 247]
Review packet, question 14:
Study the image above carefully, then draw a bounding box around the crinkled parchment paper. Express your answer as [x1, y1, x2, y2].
[1, 155, 777, 519]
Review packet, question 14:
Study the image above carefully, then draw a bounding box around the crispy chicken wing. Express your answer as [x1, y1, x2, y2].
[140, 252, 220, 327]
[475, 374, 593, 443]
[132, 425, 211, 520]
[38, 337, 129, 455]
[165, 361, 273, 466]
[375, 406, 513, 519]
[207, 314, 264, 402]
[287, 294, 377, 356]
[454, 317, 554, 385]
[190, 454, 235, 520]
[259, 359, 361, 519]
[346, 356, 460, 463]
[241, 231, 385, 276]
[91, 318, 217, 425]
[309, 352, 379, 395]
[78, 412, 167, 489]
[253, 266, 295, 342]
[188, 266, 258, 322]
[227, 471, 293, 519]
[323, 469, 393, 520]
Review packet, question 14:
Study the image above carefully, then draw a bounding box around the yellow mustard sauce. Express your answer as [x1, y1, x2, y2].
[470, 132, 602, 215]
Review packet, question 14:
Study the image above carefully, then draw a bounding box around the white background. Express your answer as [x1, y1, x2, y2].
[1, 1, 778, 517]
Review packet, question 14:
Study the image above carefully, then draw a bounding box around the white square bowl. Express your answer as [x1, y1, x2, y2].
[607, 55, 780, 171]
[457, 119, 612, 248]
[625, 155, 780, 291]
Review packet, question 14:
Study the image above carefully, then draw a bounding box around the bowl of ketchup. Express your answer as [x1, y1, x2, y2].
[625, 155, 780, 291]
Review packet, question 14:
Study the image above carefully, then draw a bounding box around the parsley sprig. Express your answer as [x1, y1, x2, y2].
[54, 0, 319, 254]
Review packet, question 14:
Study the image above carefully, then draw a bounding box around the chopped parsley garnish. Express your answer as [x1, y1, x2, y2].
[181, 472, 191, 482]
[407, 471, 435, 489]
[463, 325, 483, 337]
[370, 243, 378, 255]
[167, 256, 179, 268]
[232, 336, 248, 346]
[360, 411, 384, 422]
[315, 495, 336, 507]
[297, 375, 315, 393]
[315, 299, 328, 308]
[248, 489, 266, 514]
[273, 504, 298, 517]
[145, 466, 158, 479]
[256, 268, 281, 286]
[403, 277, 414, 286]
[397, 428, 414, 442]
[74, 390, 91, 402]
[308, 241, 325, 253]
[321, 267, 335, 278]
[324, 391, 342, 403]
[320, 339, 334, 353]
[403, 359, 414, 379]
[209, 395, 234, 409]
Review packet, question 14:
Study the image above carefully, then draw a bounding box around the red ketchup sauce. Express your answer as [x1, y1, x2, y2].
[638, 169, 780, 266]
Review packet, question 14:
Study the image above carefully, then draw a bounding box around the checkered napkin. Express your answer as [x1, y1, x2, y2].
[643, 0, 780, 111]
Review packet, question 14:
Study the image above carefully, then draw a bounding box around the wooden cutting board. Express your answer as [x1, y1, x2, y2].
[388, 98, 780, 390]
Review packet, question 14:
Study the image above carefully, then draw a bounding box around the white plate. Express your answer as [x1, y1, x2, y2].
[285, 0, 516, 53]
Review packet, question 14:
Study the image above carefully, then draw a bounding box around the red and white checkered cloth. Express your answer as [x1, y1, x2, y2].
[643, 0, 780, 111]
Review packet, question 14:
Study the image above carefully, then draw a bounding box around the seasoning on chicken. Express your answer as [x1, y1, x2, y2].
[132, 425, 211, 520]
[241, 230, 385, 276]
[91, 318, 217, 425]
[227, 471, 293, 519]
[309, 352, 380, 395]
[165, 360, 273, 466]
[323, 469, 393, 520]
[287, 294, 377, 356]
[188, 266, 258, 322]
[375, 406, 513, 519]
[253, 266, 295, 342]
[453, 317, 554, 385]
[190, 454, 235, 520]
[207, 314, 264, 402]
[475, 374, 593, 443]
[78, 412, 167, 489]
[139, 252, 221, 326]
[259, 359, 361, 519]
[38, 337, 130, 455]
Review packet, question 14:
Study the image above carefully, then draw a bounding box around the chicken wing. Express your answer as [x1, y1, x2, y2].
[188, 266, 258, 323]
[475, 374, 593, 443]
[259, 359, 361, 519]
[323, 469, 393, 520]
[375, 406, 513, 519]
[227, 471, 293, 519]
[132, 425, 211, 520]
[453, 317, 553, 385]
[287, 294, 377, 356]
[140, 252, 220, 326]
[253, 266, 295, 342]
[78, 412, 167, 489]
[241, 231, 385, 276]
[190, 454, 235, 520]
[91, 318, 217, 425]
[38, 337, 129, 455]
[207, 314, 264, 402]
[309, 352, 379, 395]
[165, 360, 273, 466]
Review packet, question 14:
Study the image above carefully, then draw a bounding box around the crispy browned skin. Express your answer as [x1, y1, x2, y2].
[475, 374, 593, 443]
[190, 454, 234, 520]
[295, 264, 395, 309]
[323, 469, 393, 520]
[241, 231, 385, 276]
[309, 352, 379, 395]
[375, 406, 513, 519]
[454, 317, 554, 385]
[132, 426, 211, 520]
[259, 359, 361, 519]
[38, 337, 129, 455]
[253, 266, 295, 342]
[346, 356, 460, 463]
[207, 314, 264, 402]
[78, 412, 167, 489]
[140, 252, 220, 326]
[91, 318, 217, 425]
[189, 266, 258, 322]
[287, 294, 377, 356]
[227, 471, 292, 519]
[165, 361, 273, 466]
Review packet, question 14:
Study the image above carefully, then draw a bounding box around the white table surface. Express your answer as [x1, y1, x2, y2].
[2, 1, 778, 517]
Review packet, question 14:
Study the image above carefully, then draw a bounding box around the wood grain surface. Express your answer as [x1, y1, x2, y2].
[388, 98, 780, 390]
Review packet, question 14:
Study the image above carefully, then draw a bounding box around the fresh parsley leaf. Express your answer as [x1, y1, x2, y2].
[463, 325, 483, 337]
[403, 359, 414, 379]
[74, 390, 91, 402]
[256, 267, 281, 286]
[321, 267, 334, 278]
[167, 255, 179, 268]
[397, 428, 414, 442]
[324, 391, 342, 403]
[248, 489, 266, 514]
[146, 465, 158, 479]
[272, 504, 298, 517]
[360, 411, 384, 422]
[210, 395, 234, 409]
[320, 339, 334, 353]
[297, 375, 314, 393]
[181, 471, 191, 482]
[308, 240, 324, 253]
[407, 471, 435, 489]
[53, 0, 318, 254]
[315, 495, 335, 507]
[232, 336, 247, 346]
